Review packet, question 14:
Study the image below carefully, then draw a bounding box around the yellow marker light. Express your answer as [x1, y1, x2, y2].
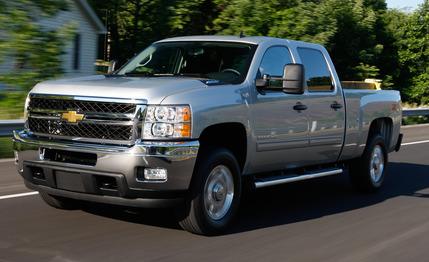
[180, 107, 191, 122]
[176, 123, 191, 137]
[62, 111, 84, 123]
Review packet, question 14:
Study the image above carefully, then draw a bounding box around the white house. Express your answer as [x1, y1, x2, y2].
[40, 0, 107, 76]
[0, 0, 106, 76]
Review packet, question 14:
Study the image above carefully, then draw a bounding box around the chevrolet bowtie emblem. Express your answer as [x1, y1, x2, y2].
[62, 111, 84, 123]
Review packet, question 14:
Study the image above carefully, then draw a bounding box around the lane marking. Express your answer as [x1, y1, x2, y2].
[0, 191, 38, 200]
[401, 140, 429, 146]
[401, 123, 429, 129]
[0, 158, 15, 163]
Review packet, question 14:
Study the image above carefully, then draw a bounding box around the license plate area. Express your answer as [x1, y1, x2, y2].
[55, 171, 85, 192]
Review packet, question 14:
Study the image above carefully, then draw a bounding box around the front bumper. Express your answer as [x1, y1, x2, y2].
[13, 130, 199, 208]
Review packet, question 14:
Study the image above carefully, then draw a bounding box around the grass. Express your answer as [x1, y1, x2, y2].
[0, 137, 14, 158]
[402, 116, 429, 126]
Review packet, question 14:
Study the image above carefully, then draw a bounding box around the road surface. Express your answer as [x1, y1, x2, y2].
[1, 125, 429, 261]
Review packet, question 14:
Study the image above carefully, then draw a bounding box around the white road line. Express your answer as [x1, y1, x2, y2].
[0, 191, 38, 200]
[401, 140, 429, 146]
[401, 123, 429, 129]
[0, 158, 15, 163]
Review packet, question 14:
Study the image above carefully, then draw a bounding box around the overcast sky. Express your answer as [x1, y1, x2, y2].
[386, 0, 424, 10]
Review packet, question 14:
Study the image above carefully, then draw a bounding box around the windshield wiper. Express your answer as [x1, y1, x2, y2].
[174, 73, 208, 78]
[122, 71, 156, 77]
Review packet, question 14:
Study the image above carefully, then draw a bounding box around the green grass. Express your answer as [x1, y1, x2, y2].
[402, 116, 429, 125]
[0, 137, 14, 158]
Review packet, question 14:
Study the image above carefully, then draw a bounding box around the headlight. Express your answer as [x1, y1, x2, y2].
[23, 94, 30, 119]
[143, 105, 191, 139]
[23, 94, 31, 129]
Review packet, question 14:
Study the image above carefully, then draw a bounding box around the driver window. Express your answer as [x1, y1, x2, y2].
[259, 46, 293, 79]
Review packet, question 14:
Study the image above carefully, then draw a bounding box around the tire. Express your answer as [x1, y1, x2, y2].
[349, 135, 388, 192]
[39, 191, 80, 210]
[178, 148, 242, 235]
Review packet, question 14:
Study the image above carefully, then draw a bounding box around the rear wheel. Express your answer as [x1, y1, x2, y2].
[178, 148, 241, 235]
[349, 135, 388, 192]
[39, 191, 80, 210]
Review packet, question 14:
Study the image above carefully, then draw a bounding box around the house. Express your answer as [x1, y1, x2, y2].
[40, 0, 107, 76]
[0, 0, 106, 77]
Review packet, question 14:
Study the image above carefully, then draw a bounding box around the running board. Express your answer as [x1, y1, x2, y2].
[254, 168, 343, 189]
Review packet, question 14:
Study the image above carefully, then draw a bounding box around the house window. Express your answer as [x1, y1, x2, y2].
[73, 34, 81, 70]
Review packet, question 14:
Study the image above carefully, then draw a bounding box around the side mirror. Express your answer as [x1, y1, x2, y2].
[107, 60, 117, 74]
[282, 63, 305, 94]
[255, 74, 270, 88]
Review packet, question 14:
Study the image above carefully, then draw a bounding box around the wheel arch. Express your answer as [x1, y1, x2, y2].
[367, 117, 394, 149]
[197, 122, 248, 172]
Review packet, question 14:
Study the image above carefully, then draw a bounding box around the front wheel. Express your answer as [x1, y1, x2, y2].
[349, 135, 388, 192]
[178, 148, 241, 235]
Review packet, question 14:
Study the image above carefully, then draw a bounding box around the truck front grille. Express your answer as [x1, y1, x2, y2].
[29, 97, 136, 114]
[28, 118, 134, 141]
[27, 95, 143, 145]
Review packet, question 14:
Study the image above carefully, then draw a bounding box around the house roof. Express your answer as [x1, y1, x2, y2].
[75, 0, 106, 34]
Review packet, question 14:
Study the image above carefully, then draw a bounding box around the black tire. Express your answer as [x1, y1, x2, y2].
[39, 191, 80, 210]
[178, 148, 242, 235]
[349, 135, 388, 192]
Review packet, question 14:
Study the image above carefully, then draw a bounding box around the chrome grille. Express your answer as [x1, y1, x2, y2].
[27, 95, 143, 145]
[28, 118, 134, 141]
[29, 97, 136, 114]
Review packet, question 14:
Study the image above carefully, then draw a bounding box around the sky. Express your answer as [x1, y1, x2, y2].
[386, 0, 424, 10]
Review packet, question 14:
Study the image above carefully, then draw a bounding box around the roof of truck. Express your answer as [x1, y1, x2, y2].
[156, 35, 323, 49]
[157, 35, 291, 45]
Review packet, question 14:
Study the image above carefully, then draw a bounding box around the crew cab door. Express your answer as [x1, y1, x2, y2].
[297, 47, 345, 164]
[251, 46, 310, 172]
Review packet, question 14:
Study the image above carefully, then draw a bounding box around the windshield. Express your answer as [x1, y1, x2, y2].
[117, 41, 256, 84]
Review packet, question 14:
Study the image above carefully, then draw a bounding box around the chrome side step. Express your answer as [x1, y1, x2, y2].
[254, 168, 343, 189]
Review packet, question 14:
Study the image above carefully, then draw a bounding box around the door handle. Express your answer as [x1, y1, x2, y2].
[331, 102, 343, 110]
[293, 103, 308, 111]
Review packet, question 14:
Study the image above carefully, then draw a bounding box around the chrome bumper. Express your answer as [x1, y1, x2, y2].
[13, 130, 199, 207]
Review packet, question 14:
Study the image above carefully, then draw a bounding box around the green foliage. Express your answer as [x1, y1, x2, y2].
[0, 0, 75, 119]
[268, 0, 338, 45]
[89, 0, 219, 63]
[0, 137, 13, 159]
[395, 0, 429, 105]
[403, 116, 429, 125]
[354, 63, 380, 79]
[211, 0, 295, 36]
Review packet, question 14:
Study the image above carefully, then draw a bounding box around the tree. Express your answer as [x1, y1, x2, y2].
[213, 0, 387, 81]
[0, 0, 74, 118]
[395, 0, 429, 104]
[89, 0, 220, 64]
[211, 0, 298, 36]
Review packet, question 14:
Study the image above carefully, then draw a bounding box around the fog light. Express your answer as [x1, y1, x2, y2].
[144, 168, 168, 181]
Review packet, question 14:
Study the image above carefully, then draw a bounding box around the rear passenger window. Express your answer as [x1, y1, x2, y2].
[297, 48, 333, 92]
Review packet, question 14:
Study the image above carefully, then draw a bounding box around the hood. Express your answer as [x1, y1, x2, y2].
[30, 75, 207, 104]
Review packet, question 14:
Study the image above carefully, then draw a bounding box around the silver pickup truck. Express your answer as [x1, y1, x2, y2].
[13, 36, 402, 235]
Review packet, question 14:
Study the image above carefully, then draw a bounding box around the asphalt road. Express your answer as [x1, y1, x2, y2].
[1, 125, 429, 262]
